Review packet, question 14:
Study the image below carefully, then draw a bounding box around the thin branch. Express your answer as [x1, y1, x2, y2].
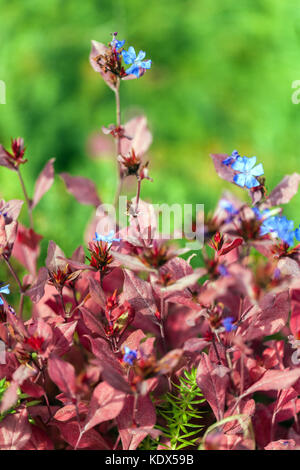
[17, 167, 34, 229]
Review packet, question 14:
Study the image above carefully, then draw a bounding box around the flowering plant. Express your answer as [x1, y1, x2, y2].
[0, 34, 300, 451]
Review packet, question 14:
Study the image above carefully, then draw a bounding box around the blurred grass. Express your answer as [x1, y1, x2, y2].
[0, 0, 300, 263]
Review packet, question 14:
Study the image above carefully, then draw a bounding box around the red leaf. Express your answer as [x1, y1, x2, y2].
[120, 116, 152, 157]
[122, 269, 157, 317]
[26, 267, 49, 303]
[268, 173, 300, 206]
[48, 355, 76, 399]
[60, 172, 101, 207]
[80, 307, 106, 337]
[117, 394, 156, 450]
[241, 368, 300, 399]
[240, 290, 290, 341]
[55, 420, 111, 450]
[210, 153, 235, 184]
[12, 224, 43, 276]
[0, 407, 31, 450]
[52, 321, 78, 356]
[218, 237, 243, 256]
[32, 158, 55, 208]
[23, 425, 54, 450]
[196, 353, 229, 421]
[83, 382, 125, 433]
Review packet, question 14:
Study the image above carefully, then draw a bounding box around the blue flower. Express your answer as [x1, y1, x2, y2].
[222, 150, 240, 166]
[232, 156, 264, 189]
[222, 317, 237, 333]
[256, 214, 296, 246]
[122, 46, 151, 78]
[295, 226, 300, 241]
[219, 199, 238, 215]
[218, 264, 229, 277]
[111, 37, 125, 51]
[0, 284, 10, 306]
[93, 230, 121, 245]
[272, 216, 295, 246]
[123, 346, 137, 365]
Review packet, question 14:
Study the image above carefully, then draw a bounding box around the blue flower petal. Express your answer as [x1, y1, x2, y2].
[0, 284, 10, 295]
[245, 175, 259, 189]
[234, 173, 246, 187]
[222, 156, 233, 166]
[244, 156, 257, 171]
[126, 64, 140, 77]
[140, 60, 152, 69]
[251, 163, 264, 177]
[231, 157, 246, 172]
[136, 50, 146, 62]
[122, 49, 135, 65]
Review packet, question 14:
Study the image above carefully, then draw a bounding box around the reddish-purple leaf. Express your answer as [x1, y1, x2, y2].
[55, 420, 111, 450]
[120, 116, 152, 157]
[48, 355, 76, 399]
[26, 267, 49, 303]
[60, 172, 101, 206]
[32, 158, 55, 208]
[12, 224, 43, 276]
[52, 321, 78, 356]
[240, 290, 290, 341]
[210, 153, 235, 184]
[23, 425, 54, 450]
[0, 407, 31, 450]
[80, 307, 106, 337]
[196, 353, 229, 421]
[83, 382, 125, 433]
[0, 145, 16, 171]
[117, 394, 156, 450]
[122, 269, 157, 317]
[268, 173, 300, 206]
[241, 368, 300, 399]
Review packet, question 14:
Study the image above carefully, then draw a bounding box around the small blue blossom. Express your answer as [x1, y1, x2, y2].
[123, 346, 137, 365]
[218, 199, 239, 222]
[232, 156, 264, 189]
[111, 37, 125, 51]
[0, 284, 10, 306]
[222, 317, 237, 333]
[295, 226, 300, 241]
[122, 46, 151, 78]
[219, 199, 238, 215]
[256, 214, 295, 246]
[271, 216, 295, 246]
[93, 230, 121, 245]
[218, 264, 229, 277]
[222, 150, 240, 166]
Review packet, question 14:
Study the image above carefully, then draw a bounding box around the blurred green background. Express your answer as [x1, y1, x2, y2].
[1, 0, 300, 259]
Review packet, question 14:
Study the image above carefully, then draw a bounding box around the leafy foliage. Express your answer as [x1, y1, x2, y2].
[0, 30, 300, 451]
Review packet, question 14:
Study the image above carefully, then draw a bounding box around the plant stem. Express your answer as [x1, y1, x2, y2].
[2, 254, 24, 297]
[159, 297, 167, 353]
[58, 288, 67, 317]
[135, 177, 141, 212]
[17, 167, 33, 229]
[18, 292, 25, 319]
[113, 79, 124, 208]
